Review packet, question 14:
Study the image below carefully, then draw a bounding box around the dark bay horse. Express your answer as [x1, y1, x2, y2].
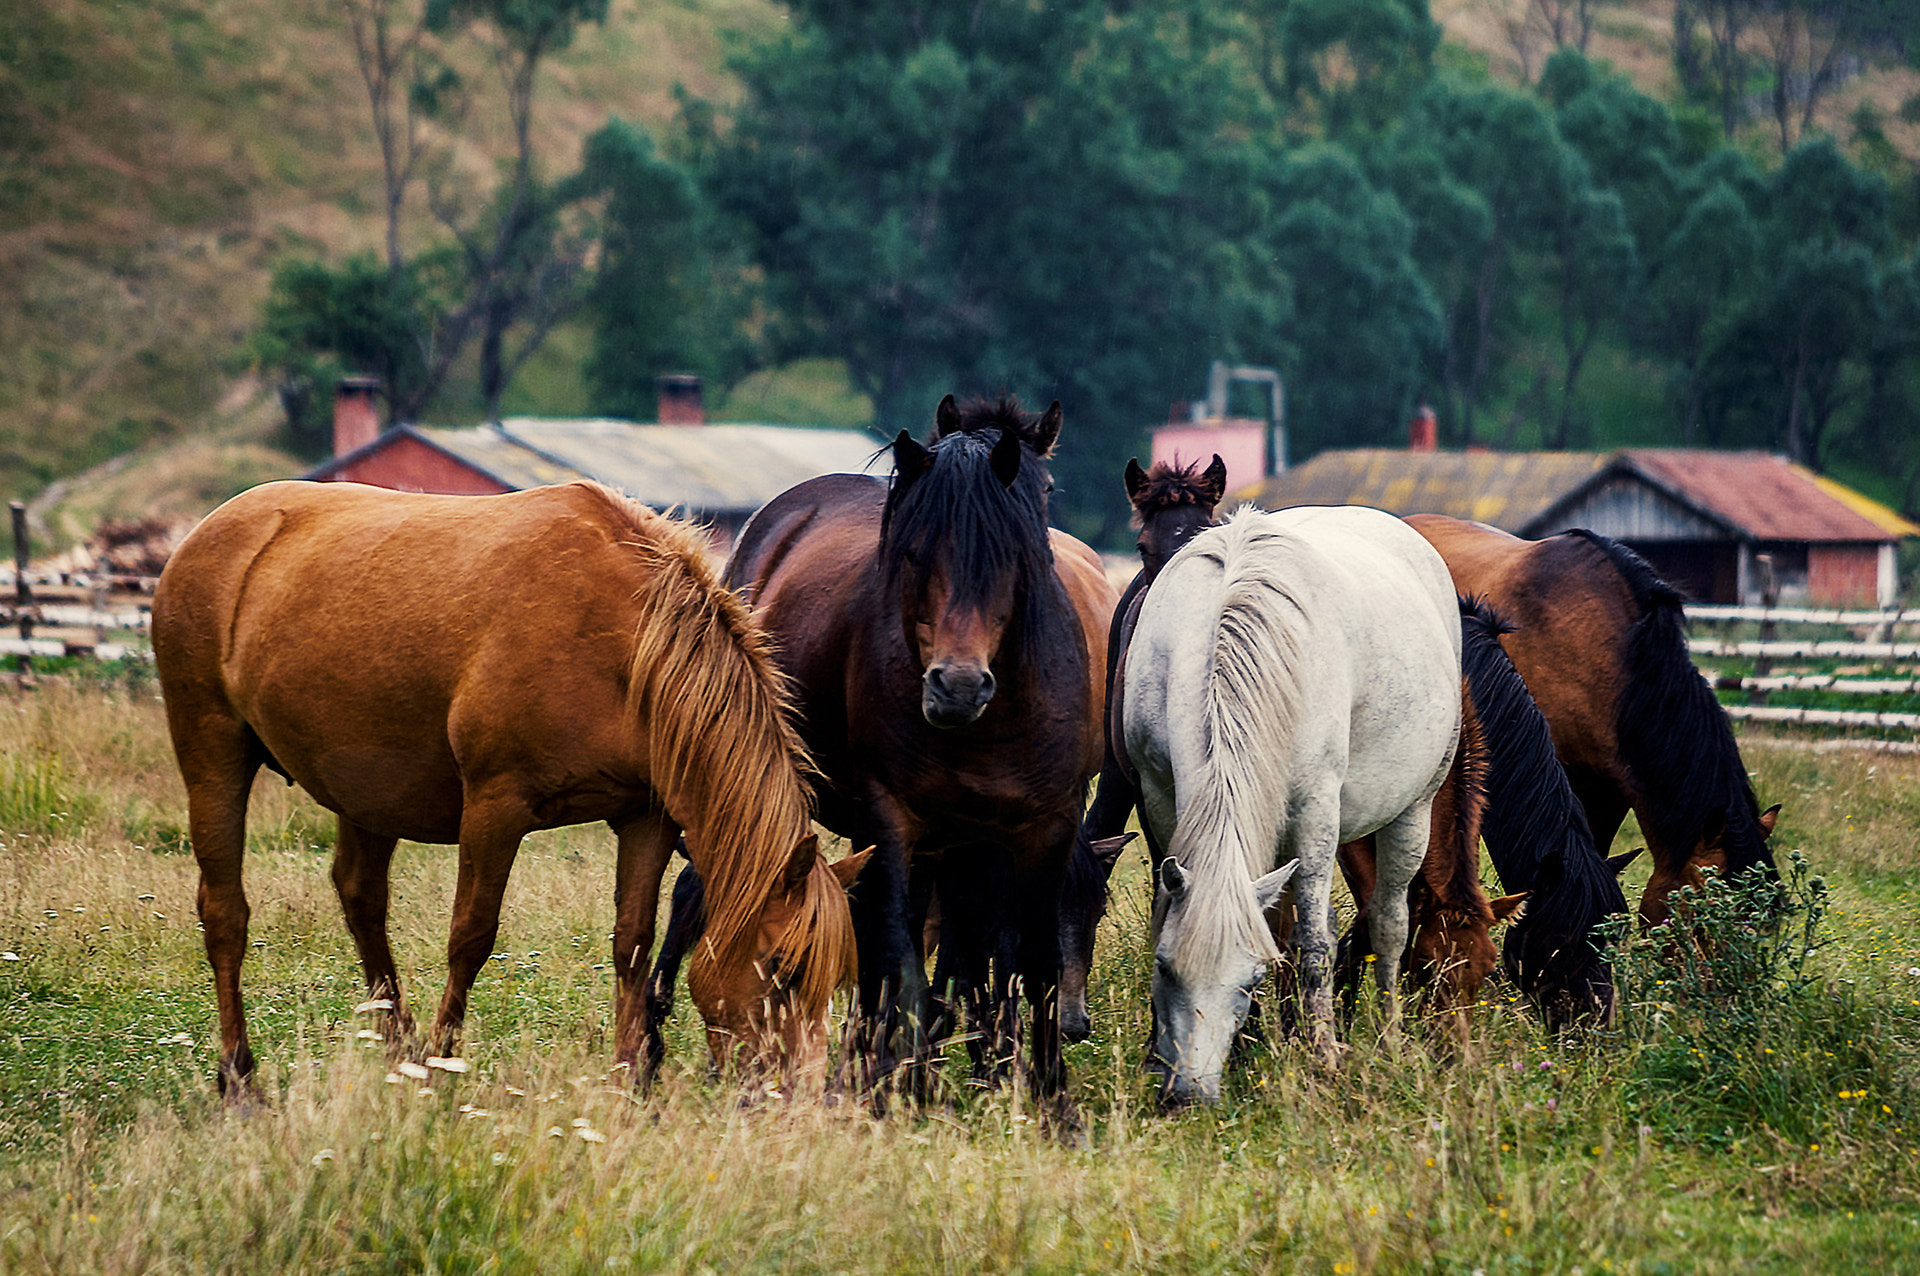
[152, 481, 862, 1096]
[668, 395, 1114, 1111]
[1059, 454, 1227, 1043]
[1406, 515, 1778, 927]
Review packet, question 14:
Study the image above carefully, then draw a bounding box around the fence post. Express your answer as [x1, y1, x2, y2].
[1750, 554, 1776, 707]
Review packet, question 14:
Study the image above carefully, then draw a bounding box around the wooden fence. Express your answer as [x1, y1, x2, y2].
[1686, 603, 1920, 735]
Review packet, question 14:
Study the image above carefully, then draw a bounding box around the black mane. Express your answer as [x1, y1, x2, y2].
[1461, 596, 1625, 1010]
[1564, 529, 1775, 885]
[880, 395, 1066, 661]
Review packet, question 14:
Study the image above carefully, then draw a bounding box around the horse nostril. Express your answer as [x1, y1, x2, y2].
[977, 669, 995, 699]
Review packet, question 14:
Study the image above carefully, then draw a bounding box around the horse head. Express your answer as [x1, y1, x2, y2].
[1500, 846, 1625, 1032]
[687, 836, 870, 1083]
[1408, 891, 1527, 1020]
[883, 394, 1061, 730]
[1149, 855, 1297, 1107]
[1638, 802, 1781, 929]
[1125, 453, 1226, 576]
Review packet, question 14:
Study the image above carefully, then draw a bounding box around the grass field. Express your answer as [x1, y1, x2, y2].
[4, 679, 1920, 1273]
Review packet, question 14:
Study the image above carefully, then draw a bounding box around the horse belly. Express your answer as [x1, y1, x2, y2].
[249, 714, 467, 843]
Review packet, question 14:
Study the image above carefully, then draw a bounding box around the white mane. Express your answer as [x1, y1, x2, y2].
[1163, 506, 1309, 972]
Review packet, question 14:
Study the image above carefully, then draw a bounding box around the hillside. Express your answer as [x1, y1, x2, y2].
[6, 0, 1918, 548]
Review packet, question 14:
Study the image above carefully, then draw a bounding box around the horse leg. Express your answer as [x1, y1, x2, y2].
[428, 795, 533, 1059]
[331, 818, 411, 1046]
[1288, 799, 1342, 1064]
[1013, 840, 1076, 1136]
[1368, 802, 1435, 1039]
[610, 808, 678, 1084]
[847, 793, 926, 1098]
[642, 853, 703, 1089]
[178, 720, 263, 1098]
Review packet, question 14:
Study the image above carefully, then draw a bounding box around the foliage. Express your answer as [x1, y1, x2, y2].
[1608, 852, 1918, 1152]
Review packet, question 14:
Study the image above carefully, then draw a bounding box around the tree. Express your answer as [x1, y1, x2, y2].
[1252, 0, 1442, 139]
[1645, 179, 1761, 442]
[697, 0, 1295, 537]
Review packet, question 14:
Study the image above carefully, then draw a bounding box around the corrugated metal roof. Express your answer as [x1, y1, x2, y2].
[1236, 449, 1610, 531]
[413, 419, 889, 515]
[1240, 446, 1917, 543]
[1619, 450, 1920, 542]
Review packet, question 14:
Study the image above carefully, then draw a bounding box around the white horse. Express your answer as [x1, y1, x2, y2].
[1120, 504, 1462, 1104]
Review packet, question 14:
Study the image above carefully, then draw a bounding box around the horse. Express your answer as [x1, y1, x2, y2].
[1121, 504, 1461, 1104]
[1334, 671, 1527, 1039]
[651, 395, 1114, 1114]
[1455, 597, 1633, 1029]
[1404, 515, 1779, 927]
[151, 480, 864, 1098]
[1059, 453, 1227, 1043]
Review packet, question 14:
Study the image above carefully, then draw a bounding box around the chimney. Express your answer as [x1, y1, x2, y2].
[333, 376, 382, 457]
[1408, 402, 1437, 452]
[657, 373, 704, 426]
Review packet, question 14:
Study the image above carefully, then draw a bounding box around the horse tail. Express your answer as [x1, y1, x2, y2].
[1164, 511, 1307, 968]
[614, 498, 851, 990]
[1564, 530, 1773, 884]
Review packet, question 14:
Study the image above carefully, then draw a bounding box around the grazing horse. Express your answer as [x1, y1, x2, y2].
[1059, 454, 1227, 1043]
[152, 481, 862, 1096]
[1459, 598, 1633, 1029]
[659, 395, 1113, 1111]
[1122, 505, 1461, 1104]
[1405, 516, 1779, 927]
[1335, 673, 1527, 1037]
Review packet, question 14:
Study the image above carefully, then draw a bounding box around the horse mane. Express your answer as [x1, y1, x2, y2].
[1459, 595, 1624, 990]
[1165, 507, 1308, 971]
[1427, 681, 1494, 926]
[601, 487, 855, 1007]
[880, 395, 1066, 654]
[1130, 457, 1220, 527]
[1562, 529, 1772, 883]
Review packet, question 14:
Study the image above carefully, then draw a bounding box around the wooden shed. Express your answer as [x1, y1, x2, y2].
[1240, 448, 1917, 607]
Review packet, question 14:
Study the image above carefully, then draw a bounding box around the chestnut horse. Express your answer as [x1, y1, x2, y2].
[658, 395, 1113, 1112]
[1059, 454, 1227, 1043]
[152, 481, 862, 1096]
[1406, 516, 1778, 926]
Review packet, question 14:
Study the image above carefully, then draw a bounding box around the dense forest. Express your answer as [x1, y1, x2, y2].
[7, 0, 1920, 544]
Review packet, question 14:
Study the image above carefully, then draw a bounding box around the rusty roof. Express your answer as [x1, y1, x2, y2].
[1611, 450, 1920, 541]
[1235, 449, 1611, 530]
[1239, 447, 1917, 542]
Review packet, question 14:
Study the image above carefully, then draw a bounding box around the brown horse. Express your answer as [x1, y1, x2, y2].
[670, 395, 1113, 1112]
[152, 480, 863, 1097]
[1059, 454, 1226, 1042]
[1336, 678, 1527, 1038]
[1406, 515, 1778, 927]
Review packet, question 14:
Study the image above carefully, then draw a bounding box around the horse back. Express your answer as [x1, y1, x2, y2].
[156, 481, 672, 842]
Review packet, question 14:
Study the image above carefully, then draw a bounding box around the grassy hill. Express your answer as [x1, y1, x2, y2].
[5, 0, 1917, 548]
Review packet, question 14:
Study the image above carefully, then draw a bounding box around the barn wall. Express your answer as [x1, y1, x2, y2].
[1538, 475, 1723, 541]
[1807, 543, 1884, 606]
[323, 436, 512, 496]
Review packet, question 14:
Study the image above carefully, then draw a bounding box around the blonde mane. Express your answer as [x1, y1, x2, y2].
[601, 489, 856, 1008]
[1166, 507, 1310, 972]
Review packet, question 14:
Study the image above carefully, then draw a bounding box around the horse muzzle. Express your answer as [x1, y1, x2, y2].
[921, 662, 995, 728]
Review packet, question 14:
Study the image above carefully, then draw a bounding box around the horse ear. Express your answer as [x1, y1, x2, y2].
[1200, 454, 1228, 507]
[1033, 400, 1062, 456]
[1489, 892, 1529, 925]
[830, 845, 875, 890]
[1758, 803, 1781, 836]
[1158, 856, 1189, 900]
[893, 430, 930, 490]
[990, 425, 1022, 489]
[1090, 832, 1136, 875]
[782, 832, 821, 893]
[1124, 457, 1149, 505]
[934, 394, 963, 438]
[1606, 847, 1644, 877]
[1253, 858, 1299, 909]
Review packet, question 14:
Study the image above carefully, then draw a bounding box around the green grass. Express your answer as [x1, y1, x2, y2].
[3, 691, 1920, 1271]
